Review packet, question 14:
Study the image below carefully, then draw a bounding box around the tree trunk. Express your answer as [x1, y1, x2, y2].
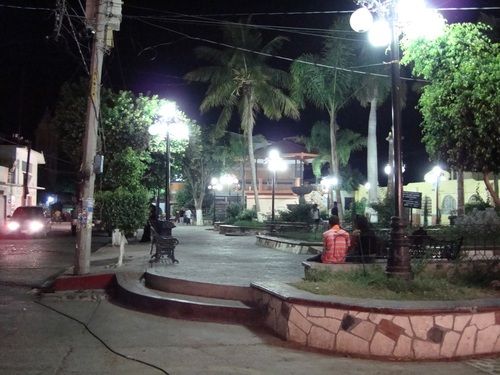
[457, 169, 464, 216]
[242, 91, 260, 213]
[367, 95, 379, 204]
[247, 127, 260, 213]
[483, 170, 500, 207]
[117, 231, 126, 267]
[329, 113, 343, 222]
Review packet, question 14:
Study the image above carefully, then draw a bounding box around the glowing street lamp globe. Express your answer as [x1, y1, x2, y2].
[350, 7, 373, 33]
[368, 19, 391, 47]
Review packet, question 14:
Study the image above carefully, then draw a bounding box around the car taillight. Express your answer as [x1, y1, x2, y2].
[7, 221, 20, 231]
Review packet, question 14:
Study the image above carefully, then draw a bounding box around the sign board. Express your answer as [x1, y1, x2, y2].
[403, 191, 422, 209]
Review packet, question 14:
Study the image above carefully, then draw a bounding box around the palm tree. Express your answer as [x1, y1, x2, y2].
[291, 17, 357, 221]
[305, 121, 366, 189]
[185, 21, 299, 213]
[354, 48, 391, 205]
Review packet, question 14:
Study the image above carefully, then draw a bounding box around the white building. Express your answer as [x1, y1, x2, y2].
[0, 145, 46, 224]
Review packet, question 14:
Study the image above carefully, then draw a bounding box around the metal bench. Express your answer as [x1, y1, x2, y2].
[150, 226, 179, 264]
[409, 236, 463, 260]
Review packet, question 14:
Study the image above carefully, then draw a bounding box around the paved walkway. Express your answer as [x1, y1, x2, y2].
[89, 225, 311, 286]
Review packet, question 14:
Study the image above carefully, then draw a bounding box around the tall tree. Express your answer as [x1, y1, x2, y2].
[305, 121, 366, 188]
[291, 17, 358, 221]
[176, 122, 223, 225]
[354, 48, 391, 204]
[402, 23, 500, 207]
[185, 20, 299, 213]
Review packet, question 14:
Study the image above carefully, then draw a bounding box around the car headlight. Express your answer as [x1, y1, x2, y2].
[29, 221, 44, 232]
[7, 221, 20, 231]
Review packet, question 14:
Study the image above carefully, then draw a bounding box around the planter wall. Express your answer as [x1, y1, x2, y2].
[252, 282, 500, 360]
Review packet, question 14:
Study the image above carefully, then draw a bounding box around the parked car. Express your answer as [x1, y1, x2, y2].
[5, 206, 51, 238]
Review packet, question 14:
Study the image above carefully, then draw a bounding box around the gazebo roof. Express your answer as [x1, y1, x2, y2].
[255, 140, 318, 160]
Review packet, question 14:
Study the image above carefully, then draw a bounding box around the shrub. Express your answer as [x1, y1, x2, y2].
[225, 203, 242, 224]
[237, 209, 256, 221]
[369, 196, 394, 227]
[279, 204, 313, 223]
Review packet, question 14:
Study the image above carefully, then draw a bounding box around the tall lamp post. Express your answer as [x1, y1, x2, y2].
[320, 176, 339, 213]
[149, 102, 188, 223]
[267, 150, 287, 226]
[425, 165, 445, 225]
[208, 177, 223, 224]
[350, 0, 445, 279]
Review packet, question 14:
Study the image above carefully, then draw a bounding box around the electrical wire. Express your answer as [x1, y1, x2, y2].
[34, 299, 170, 375]
[0, 3, 54, 11]
[136, 18, 428, 83]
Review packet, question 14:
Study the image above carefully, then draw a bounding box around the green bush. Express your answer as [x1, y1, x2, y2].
[225, 203, 242, 224]
[279, 204, 313, 223]
[95, 187, 149, 236]
[237, 209, 256, 221]
[369, 196, 394, 227]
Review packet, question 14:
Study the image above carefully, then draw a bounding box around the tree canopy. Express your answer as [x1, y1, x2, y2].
[401, 22, 500, 206]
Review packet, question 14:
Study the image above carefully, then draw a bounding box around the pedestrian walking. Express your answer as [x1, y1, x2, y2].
[184, 208, 192, 225]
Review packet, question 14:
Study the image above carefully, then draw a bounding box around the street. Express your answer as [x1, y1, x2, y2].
[0, 223, 109, 288]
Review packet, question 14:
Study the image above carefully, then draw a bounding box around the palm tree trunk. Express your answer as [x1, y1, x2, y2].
[242, 91, 260, 213]
[367, 95, 378, 204]
[247, 128, 260, 212]
[457, 168, 464, 216]
[329, 112, 343, 222]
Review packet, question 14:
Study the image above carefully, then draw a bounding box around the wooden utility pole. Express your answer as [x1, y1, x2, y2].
[75, 0, 121, 274]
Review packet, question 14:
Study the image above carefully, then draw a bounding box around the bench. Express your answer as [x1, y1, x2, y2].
[408, 236, 463, 260]
[150, 226, 179, 264]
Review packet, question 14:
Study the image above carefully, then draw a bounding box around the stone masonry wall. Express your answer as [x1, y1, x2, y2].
[254, 290, 500, 360]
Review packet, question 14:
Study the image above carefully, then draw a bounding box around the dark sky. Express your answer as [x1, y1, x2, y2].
[0, 0, 497, 183]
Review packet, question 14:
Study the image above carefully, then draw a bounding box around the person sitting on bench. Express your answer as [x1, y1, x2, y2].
[307, 216, 351, 263]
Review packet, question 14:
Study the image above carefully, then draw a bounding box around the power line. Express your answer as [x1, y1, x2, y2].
[0, 3, 54, 11]
[136, 18, 427, 83]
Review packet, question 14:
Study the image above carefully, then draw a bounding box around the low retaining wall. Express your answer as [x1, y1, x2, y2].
[219, 225, 264, 235]
[256, 235, 320, 255]
[251, 282, 500, 360]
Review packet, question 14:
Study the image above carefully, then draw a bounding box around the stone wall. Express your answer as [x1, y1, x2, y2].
[253, 286, 500, 360]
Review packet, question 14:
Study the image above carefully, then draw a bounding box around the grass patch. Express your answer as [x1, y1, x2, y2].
[293, 265, 500, 301]
[230, 220, 265, 228]
[276, 231, 323, 242]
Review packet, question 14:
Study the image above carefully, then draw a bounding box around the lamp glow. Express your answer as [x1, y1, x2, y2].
[350, 7, 373, 33]
[384, 164, 392, 175]
[368, 19, 391, 47]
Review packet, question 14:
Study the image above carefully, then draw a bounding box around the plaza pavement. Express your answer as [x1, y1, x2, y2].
[12, 225, 497, 374]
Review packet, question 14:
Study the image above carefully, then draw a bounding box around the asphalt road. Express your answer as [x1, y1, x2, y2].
[0, 222, 109, 288]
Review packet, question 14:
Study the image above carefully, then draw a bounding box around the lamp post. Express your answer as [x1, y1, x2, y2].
[350, 0, 445, 279]
[320, 176, 339, 213]
[208, 177, 223, 224]
[149, 101, 188, 222]
[425, 165, 445, 225]
[267, 150, 287, 226]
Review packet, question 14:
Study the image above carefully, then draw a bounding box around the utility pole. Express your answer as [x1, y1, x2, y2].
[75, 0, 121, 274]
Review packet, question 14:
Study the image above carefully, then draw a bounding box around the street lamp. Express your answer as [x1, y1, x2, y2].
[149, 101, 188, 222]
[350, 0, 445, 279]
[208, 177, 223, 224]
[320, 175, 339, 212]
[425, 165, 445, 225]
[267, 150, 287, 225]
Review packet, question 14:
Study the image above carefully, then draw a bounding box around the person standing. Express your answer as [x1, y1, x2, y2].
[307, 216, 350, 263]
[330, 201, 339, 217]
[184, 208, 192, 225]
[311, 204, 320, 231]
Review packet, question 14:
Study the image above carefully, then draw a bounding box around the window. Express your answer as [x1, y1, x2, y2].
[441, 195, 456, 215]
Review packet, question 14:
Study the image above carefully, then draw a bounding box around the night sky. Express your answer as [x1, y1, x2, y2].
[0, 0, 497, 184]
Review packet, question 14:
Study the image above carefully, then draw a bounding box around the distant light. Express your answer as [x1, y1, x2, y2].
[364, 182, 371, 190]
[384, 164, 392, 175]
[46, 196, 55, 205]
[350, 7, 373, 33]
[368, 19, 391, 47]
[158, 101, 177, 120]
[268, 150, 287, 172]
[321, 176, 339, 189]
